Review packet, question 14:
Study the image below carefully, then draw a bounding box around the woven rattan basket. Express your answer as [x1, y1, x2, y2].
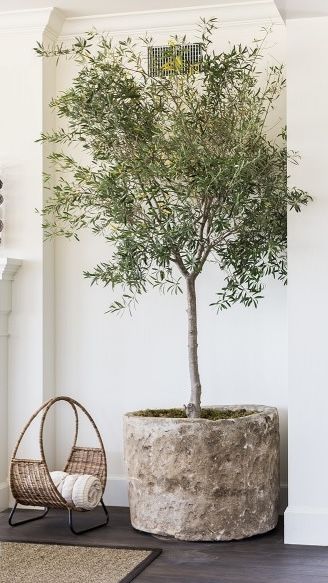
[9, 396, 109, 534]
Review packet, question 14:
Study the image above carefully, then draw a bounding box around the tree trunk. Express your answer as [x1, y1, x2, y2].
[185, 276, 202, 418]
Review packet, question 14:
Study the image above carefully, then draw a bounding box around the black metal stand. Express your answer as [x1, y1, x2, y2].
[9, 503, 49, 526]
[9, 498, 109, 535]
[68, 498, 109, 535]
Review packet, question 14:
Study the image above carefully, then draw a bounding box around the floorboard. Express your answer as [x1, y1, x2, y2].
[0, 507, 327, 582]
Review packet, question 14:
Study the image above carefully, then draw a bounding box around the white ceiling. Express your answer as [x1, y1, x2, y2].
[275, 0, 328, 19]
[0, 0, 327, 20]
[0, 0, 256, 19]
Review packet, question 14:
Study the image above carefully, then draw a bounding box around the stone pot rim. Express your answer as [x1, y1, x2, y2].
[124, 404, 277, 423]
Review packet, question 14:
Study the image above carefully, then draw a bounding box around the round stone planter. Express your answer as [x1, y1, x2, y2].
[124, 405, 279, 541]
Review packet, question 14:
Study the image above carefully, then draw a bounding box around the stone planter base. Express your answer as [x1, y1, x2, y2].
[124, 405, 279, 541]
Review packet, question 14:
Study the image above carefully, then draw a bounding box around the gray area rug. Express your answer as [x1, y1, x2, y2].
[0, 541, 161, 583]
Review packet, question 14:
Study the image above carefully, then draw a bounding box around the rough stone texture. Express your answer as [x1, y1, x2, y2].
[124, 405, 280, 541]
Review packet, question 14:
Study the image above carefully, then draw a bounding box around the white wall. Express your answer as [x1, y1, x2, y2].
[0, 283, 9, 509]
[0, 28, 43, 467]
[0, 8, 62, 508]
[0, 259, 21, 510]
[54, 13, 287, 506]
[285, 16, 328, 545]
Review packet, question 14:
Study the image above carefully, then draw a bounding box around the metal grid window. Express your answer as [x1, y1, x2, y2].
[148, 43, 203, 78]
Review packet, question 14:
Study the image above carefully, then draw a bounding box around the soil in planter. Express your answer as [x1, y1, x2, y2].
[132, 408, 255, 420]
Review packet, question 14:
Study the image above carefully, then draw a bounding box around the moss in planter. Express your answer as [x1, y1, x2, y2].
[132, 408, 255, 420]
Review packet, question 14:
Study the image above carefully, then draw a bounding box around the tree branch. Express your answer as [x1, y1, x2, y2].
[173, 252, 190, 278]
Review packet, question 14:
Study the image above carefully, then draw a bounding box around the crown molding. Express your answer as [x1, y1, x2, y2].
[61, 1, 282, 38]
[0, 7, 64, 37]
[274, 0, 286, 21]
[45, 7, 65, 40]
[0, 258, 21, 281]
[0, 3, 282, 38]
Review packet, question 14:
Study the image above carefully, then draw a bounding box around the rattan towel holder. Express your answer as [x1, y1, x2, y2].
[9, 396, 109, 534]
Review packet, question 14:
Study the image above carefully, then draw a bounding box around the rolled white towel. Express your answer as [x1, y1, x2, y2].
[50, 471, 102, 510]
[50, 471, 68, 494]
[61, 474, 80, 505]
[72, 474, 102, 510]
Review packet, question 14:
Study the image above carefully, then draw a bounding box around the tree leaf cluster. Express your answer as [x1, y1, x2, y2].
[37, 20, 311, 313]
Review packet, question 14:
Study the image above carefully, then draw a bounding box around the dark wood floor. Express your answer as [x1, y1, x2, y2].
[0, 507, 328, 582]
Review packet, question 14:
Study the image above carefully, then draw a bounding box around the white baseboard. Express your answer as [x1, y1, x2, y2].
[0, 481, 8, 511]
[284, 506, 328, 546]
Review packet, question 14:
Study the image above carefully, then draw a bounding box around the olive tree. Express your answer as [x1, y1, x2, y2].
[36, 21, 311, 418]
